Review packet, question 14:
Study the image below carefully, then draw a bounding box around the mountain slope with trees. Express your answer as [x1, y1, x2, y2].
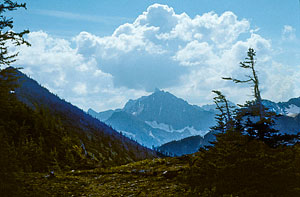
[0, 68, 157, 195]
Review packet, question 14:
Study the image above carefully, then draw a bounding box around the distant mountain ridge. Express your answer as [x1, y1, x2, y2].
[262, 99, 300, 117]
[87, 85, 300, 154]
[157, 98, 300, 156]
[157, 131, 217, 156]
[88, 89, 216, 147]
[261, 99, 300, 134]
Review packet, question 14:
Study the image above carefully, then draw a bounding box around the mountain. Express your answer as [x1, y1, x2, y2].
[11, 68, 156, 167]
[200, 99, 300, 135]
[157, 131, 217, 156]
[262, 98, 300, 117]
[105, 111, 193, 147]
[123, 90, 215, 131]
[201, 104, 218, 113]
[88, 108, 121, 122]
[274, 115, 300, 134]
[157, 99, 300, 156]
[89, 89, 216, 147]
[261, 99, 300, 134]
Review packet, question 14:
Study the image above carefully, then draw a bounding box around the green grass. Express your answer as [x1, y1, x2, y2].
[17, 157, 192, 196]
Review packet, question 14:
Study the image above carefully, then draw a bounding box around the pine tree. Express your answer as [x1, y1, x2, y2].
[0, 0, 30, 113]
[0, 0, 30, 66]
[223, 48, 299, 147]
[211, 90, 235, 133]
[223, 48, 263, 119]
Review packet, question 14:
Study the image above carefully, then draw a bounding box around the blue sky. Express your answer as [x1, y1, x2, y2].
[9, 0, 300, 111]
[12, 0, 300, 38]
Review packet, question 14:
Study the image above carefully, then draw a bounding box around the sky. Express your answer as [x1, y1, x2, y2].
[7, 0, 300, 111]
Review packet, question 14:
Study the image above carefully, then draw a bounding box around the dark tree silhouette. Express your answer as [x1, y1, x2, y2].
[211, 90, 235, 133]
[0, 0, 30, 67]
[222, 48, 299, 147]
[223, 48, 264, 120]
[0, 0, 30, 113]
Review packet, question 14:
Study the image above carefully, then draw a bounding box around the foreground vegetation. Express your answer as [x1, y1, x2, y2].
[16, 157, 188, 196]
[11, 140, 300, 196]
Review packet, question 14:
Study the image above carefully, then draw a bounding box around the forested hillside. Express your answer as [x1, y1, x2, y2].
[0, 68, 156, 195]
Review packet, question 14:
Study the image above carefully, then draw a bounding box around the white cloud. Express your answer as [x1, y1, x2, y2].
[174, 41, 217, 66]
[282, 25, 296, 41]
[261, 61, 296, 101]
[73, 83, 87, 95]
[10, 4, 300, 111]
[134, 3, 179, 32]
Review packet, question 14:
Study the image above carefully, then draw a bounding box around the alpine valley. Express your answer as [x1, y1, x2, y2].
[4, 68, 300, 196]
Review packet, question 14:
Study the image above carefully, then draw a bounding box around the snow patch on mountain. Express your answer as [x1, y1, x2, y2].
[145, 121, 209, 136]
[285, 104, 300, 117]
[149, 130, 155, 138]
[179, 127, 209, 136]
[145, 121, 173, 132]
[262, 99, 300, 117]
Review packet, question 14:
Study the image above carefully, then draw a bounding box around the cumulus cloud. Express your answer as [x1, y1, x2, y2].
[10, 4, 298, 111]
[11, 31, 145, 111]
[71, 4, 253, 92]
[174, 41, 217, 66]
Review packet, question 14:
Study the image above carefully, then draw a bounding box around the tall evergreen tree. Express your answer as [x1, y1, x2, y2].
[211, 90, 235, 133]
[223, 48, 263, 119]
[223, 48, 299, 147]
[0, 0, 30, 66]
[0, 0, 30, 97]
